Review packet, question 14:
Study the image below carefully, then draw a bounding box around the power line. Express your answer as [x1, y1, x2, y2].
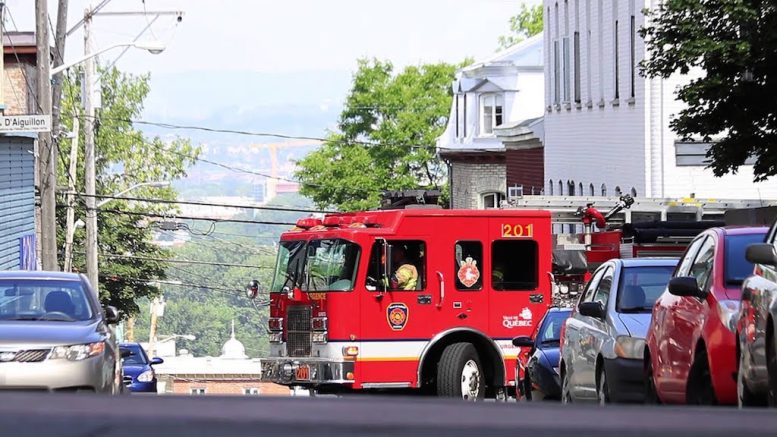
[56, 204, 297, 226]
[98, 252, 272, 269]
[64, 192, 332, 214]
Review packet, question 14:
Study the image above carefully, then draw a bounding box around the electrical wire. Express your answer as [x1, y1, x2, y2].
[97, 252, 271, 269]
[55, 204, 297, 226]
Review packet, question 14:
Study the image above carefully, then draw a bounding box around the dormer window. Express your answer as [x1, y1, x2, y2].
[480, 94, 504, 136]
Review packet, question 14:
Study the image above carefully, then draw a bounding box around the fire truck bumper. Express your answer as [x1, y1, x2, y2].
[260, 358, 355, 386]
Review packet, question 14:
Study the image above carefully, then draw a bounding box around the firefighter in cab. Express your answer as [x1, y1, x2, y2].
[390, 245, 418, 290]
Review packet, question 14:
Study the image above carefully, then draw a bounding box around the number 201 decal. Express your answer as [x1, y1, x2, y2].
[501, 223, 534, 238]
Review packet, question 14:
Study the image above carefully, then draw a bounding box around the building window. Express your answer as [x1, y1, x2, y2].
[568, 180, 576, 196]
[191, 388, 206, 395]
[553, 40, 561, 104]
[492, 240, 539, 291]
[601, 183, 607, 196]
[455, 94, 467, 139]
[615, 186, 622, 196]
[244, 388, 260, 395]
[549, 180, 554, 195]
[598, 0, 604, 102]
[480, 94, 503, 135]
[563, 37, 571, 102]
[614, 19, 620, 100]
[589, 183, 595, 196]
[574, 31, 581, 103]
[455, 94, 460, 138]
[558, 180, 564, 196]
[578, 182, 583, 196]
[482, 192, 505, 209]
[630, 14, 636, 99]
[630, 187, 637, 197]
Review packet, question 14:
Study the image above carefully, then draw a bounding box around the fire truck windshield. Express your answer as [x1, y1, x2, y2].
[271, 239, 361, 292]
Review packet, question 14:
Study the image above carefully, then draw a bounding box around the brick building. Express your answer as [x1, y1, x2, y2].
[438, 35, 545, 209]
[2, 32, 38, 116]
[542, 0, 777, 199]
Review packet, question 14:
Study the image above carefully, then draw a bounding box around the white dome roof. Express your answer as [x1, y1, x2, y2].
[220, 321, 248, 359]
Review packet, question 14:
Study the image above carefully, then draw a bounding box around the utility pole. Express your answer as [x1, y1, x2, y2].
[51, 0, 69, 154]
[83, 7, 99, 291]
[36, 0, 57, 270]
[147, 296, 164, 357]
[63, 117, 80, 272]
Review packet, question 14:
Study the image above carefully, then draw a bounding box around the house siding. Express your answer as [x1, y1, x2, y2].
[0, 137, 36, 270]
[506, 148, 544, 194]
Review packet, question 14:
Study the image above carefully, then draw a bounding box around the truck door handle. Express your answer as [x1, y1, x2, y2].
[530, 294, 544, 303]
[436, 271, 445, 309]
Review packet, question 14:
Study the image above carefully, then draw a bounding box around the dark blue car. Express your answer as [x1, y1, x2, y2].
[513, 307, 572, 401]
[119, 342, 163, 393]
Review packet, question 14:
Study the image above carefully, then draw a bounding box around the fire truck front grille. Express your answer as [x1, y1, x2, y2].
[286, 305, 312, 357]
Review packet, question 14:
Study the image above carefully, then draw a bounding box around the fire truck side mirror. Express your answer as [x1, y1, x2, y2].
[245, 280, 260, 300]
[376, 238, 391, 293]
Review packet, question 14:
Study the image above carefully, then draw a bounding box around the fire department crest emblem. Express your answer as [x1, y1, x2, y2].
[457, 256, 480, 288]
[387, 303, 409, 331]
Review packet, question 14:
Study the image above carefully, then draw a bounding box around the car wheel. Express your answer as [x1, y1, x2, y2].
[644, 354, 661, 405]
[561, 366, 572, 404]
[597, 368, 610, 405]
[687, 350, 717, 405]
[436, 342, 485, 401]
[738, 343, 766, 407]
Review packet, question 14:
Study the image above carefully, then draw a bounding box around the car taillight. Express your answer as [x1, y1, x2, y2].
[311, 317, 328, 331]
[268, 317, 283, 332]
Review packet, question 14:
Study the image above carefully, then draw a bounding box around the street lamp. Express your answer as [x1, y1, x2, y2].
[97, 181, 171, 208]
[49, 41, 166, 77]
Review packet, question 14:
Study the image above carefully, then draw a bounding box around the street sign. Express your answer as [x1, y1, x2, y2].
[0, 115, 51, 133]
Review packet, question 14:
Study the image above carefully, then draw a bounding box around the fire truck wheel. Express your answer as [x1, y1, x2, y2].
[437, 342, 485, 401]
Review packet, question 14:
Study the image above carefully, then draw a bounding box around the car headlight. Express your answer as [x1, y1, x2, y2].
[614, 336, 645, 360]
[137, 369, 155, 382]
[50, 342, 105, 361]
[717, 299, 740, 333]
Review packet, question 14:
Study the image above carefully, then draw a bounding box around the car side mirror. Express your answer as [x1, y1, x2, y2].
[512, 336, 534, 348]
[578, 301, 605, 319]
[150, 357, 164, 365]
[668, 276, 703, 298]
[746, 243, 777, 267]
[104, 305, 120, 324]
[120, 348, 132, 359]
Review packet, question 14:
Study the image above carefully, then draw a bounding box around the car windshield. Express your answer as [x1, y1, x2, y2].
[725, 233, 765, 286]
[0, 279, 94, 322]
[616, 266, 675, 313]
[537, 311, 571, 344]
[271, 239, 361, 292]
[121, 345, 149, 365]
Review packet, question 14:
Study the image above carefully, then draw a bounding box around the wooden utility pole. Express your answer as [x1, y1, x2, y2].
[83, 7, 99, 290]
[51, 0, 69, 154]
[147, 297, 160, 357]
[36, 0, 57, 270]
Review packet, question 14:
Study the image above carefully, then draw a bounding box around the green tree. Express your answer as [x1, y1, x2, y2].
[56, 67, 200, 316]
[295, 60, 460, 211]
[498, 4, 544, 50]
[641, 1, 777, 181]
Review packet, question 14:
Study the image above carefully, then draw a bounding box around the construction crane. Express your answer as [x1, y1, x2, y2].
[250, 141, 321, 201]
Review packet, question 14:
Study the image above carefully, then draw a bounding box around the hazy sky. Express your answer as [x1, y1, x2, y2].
[5, 0, 538, 123]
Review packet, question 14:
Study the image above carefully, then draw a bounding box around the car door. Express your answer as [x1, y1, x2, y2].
[654, 235, 706, 399]
[578, 264, 615, 400]
[748, 225, 777, 387]
[671, 235, 716, 398]
[565, 266, 605, 400]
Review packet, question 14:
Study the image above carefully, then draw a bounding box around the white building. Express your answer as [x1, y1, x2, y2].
[543, 0, 777, 199]
[438, 35, 545, 209]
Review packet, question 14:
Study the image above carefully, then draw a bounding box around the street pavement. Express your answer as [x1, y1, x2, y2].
[1, 391, 776, 436]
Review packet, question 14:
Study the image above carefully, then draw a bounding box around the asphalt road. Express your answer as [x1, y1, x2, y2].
[1, 392, 776, 436]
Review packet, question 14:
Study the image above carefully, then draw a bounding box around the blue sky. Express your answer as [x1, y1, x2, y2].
[6, 0, 538, 132]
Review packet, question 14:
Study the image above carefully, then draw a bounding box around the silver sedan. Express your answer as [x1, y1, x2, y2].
[0, 271, 123, 393]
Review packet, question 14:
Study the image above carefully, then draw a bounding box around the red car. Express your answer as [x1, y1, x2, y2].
[645, 226, 767, 405]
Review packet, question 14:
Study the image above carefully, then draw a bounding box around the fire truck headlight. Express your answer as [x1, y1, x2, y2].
[282, 363, 294, 377]
[342, 346, 359, 360]
[312, 332, 327, 343]
[269, 332, 283, 343]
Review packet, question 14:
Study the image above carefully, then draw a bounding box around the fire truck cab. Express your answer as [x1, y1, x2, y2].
[261, 206, 553, 399]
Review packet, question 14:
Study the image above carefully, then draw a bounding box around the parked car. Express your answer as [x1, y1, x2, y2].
[120, 342, 163, 393]
[513, 307, 572, 401]
[560, 258, 677, 404]
[0, 271, 122, 393]
[737, 221, 777, 407]
[645, 226, 767, 405]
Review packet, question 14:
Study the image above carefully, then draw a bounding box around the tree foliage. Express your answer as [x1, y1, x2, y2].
[498, 4, 544, 50]
[640, 0, 777, 181]
[295, 60, 461, 211]
[56, 67, 199, 316]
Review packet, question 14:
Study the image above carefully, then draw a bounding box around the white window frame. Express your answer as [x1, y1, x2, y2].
[479, 93, 504, 136]
[508, 186, 523, 200]
[191, 388, 206, 395]
[481, 192, 505, 209]
[244, 387, 260, 395]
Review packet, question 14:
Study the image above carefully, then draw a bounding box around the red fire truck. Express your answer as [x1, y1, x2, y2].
[261, 200, 552, 399]
[260, 192, 763, 399]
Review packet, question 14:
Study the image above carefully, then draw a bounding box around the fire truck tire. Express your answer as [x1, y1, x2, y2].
[437, 342, 485, 401]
